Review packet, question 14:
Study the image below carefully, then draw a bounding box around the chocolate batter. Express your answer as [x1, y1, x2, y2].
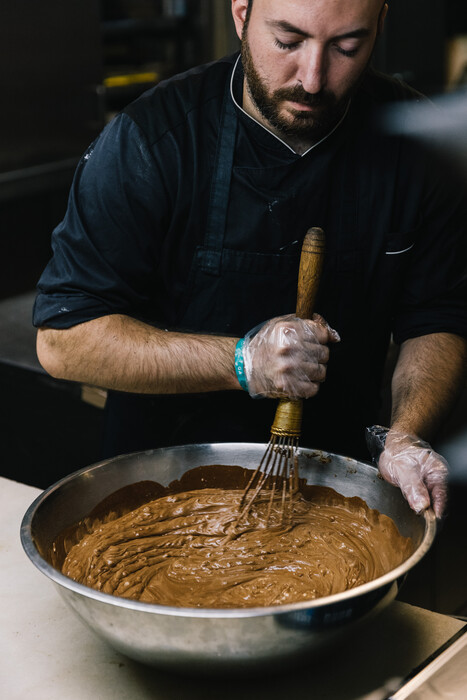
[59, 466, 413, 608]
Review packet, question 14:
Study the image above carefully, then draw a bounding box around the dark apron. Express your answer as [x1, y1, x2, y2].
[102, 81, 369, 460]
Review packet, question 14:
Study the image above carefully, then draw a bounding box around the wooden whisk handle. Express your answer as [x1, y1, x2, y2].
[296, 227, 325, 319]
[271, 227, 325, 437]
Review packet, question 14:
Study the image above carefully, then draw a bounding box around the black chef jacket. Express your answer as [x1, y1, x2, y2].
[33, 54, 467, 460]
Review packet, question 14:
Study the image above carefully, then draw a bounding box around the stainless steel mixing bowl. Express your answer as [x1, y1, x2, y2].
[21, 443, 436, 674]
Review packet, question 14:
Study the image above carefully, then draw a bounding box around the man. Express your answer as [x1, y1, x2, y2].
[34, 0, 467, 518]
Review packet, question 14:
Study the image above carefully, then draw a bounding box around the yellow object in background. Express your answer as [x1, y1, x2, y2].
[104, 72, 158, 88]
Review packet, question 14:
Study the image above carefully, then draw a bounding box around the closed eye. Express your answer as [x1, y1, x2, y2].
[274, 38, 301, 51]
[334, 44, 359, 57]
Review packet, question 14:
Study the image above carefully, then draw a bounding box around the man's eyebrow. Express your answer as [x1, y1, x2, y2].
[266, 19, 309, 37]
[266, 19, 371, 41]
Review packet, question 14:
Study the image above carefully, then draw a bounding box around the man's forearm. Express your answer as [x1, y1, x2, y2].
[37, 314, 241, 394]
[390, 332, 467, 441]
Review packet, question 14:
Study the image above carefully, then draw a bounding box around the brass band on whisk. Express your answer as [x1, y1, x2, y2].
[270, 398, 303, 438]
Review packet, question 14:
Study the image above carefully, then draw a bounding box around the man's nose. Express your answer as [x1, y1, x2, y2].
[296, 44, 327, 94]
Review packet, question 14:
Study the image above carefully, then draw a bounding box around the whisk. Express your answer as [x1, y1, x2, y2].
[238, 227, 325, 527]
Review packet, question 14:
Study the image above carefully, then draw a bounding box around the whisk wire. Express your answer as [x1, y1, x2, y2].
[237, 433, 299, 527]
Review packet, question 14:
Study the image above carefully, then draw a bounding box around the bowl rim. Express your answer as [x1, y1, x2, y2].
[20, 443, 437, 619]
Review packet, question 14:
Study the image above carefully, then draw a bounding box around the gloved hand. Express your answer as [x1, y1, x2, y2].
[241, 313, 340, 399]
[366, 426, 448, 518]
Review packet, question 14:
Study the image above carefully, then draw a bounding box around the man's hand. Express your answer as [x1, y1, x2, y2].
[378, 430, 448, 518]
[372, 333, 466, 519]
[242, 313, 340, 399]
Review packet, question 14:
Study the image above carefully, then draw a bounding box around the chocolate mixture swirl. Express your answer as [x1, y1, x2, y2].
[61, 476, 412, 608]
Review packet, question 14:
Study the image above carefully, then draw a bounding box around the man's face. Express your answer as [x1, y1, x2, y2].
[233, 0, 387, 143]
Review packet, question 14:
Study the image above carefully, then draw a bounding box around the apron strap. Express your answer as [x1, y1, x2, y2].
[200, 77, 238, 275]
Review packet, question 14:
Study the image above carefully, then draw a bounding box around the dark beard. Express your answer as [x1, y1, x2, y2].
[241, 36, 354, 143]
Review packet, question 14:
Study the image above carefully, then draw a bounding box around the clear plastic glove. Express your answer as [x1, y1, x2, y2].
[366, 426, 448, 518]
[242, 313, 340, 399]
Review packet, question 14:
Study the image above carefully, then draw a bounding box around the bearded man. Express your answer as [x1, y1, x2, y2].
[34, 0, 467, 518]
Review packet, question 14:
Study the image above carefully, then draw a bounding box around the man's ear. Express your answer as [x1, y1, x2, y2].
[232, 0, 250, 40]
[378, 2, 389, 35]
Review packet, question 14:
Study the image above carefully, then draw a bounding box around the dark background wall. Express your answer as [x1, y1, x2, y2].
[0, 0, 213, 301]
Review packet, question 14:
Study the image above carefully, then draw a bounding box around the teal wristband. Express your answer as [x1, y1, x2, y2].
[235, 338, 249, 392]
